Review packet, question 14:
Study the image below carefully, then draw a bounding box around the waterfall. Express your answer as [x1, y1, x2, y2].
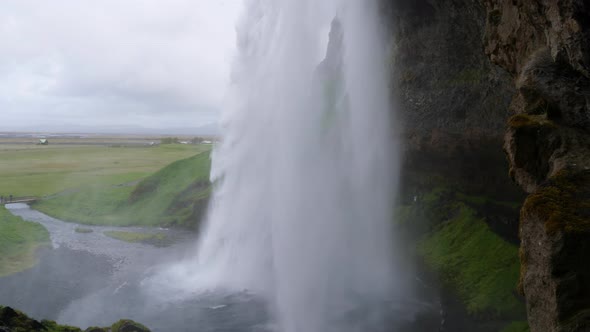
[161, 0, 404, 331]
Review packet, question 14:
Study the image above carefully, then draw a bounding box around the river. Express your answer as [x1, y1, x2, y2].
[1, 204, 271, 332]
[0, 204, 455, 332]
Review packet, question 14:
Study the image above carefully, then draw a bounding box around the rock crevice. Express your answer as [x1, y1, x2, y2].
[483, 1, 590, 331]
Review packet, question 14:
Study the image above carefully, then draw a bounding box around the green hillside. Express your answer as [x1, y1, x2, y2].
[34, 151, 212, 229]
[0, 206, 50, 276]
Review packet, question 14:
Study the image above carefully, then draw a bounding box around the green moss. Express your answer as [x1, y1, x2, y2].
[456, 192, 521, 210]
[0, 207, 50, 276]
[74, 227, 93, 234]
[110, 319, 150, 332]
[508, 114, 555, 129]
[517, 170, 590, 304]
[419, 204, 523, 315]
[522, 169, 590, 235]
[104, 231, 171, 247]
[43, 320, 84, 332]
[0, 306, 151, 332]
[500, 321, 530, 332]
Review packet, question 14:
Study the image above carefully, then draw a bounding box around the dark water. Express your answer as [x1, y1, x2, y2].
[1, 204, 446, 332]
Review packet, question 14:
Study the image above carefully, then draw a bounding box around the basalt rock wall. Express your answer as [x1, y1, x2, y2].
[382, 1, 590, 331]
[482, 1, 590, 331]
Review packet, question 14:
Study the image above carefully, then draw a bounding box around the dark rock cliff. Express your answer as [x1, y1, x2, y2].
[482, 1, 590, 331]
[379, 0, 528, 330]
[381, 0, 523, 203]
[382, 0, 590, 331]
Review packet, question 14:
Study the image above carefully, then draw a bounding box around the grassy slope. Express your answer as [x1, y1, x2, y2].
[104, 231, 172, 247]
[0, 206, 50, 276]
[398, 186, 528, 331]
[500, 321, 530, 332]
[418, 203, 522, 315]
[0, 144, 207, 197]
[34, 151, 212, 229]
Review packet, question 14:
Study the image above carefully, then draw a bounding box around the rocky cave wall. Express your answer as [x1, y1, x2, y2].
[483, 1, 590, 331]
[380, 0, 522, 202]
[382, 0, 590, 331]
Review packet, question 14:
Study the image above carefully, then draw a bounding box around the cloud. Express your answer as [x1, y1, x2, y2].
[0, 0, 242, 133]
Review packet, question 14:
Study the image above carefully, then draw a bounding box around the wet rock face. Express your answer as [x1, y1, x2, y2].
[483, 1, 590, 331]
[380, 0, 522, 202]
[383, 0, 514, 140]
[519, 171, 590, 332]
[484, 0, 590, 78]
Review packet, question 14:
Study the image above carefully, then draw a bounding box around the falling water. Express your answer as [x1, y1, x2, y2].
[168, 0, 404, 331]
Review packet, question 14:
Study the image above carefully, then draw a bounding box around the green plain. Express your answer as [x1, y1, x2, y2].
[0, 144, 209, 197]
[34, 151, 212, 228]
[0, 206, 50, 276]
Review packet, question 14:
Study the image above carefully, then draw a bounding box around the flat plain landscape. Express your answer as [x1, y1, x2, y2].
[0, 133, 213, 276]
[0, 133, 211, 198]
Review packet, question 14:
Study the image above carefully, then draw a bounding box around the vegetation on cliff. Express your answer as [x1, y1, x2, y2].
[0, 206, 50, 276]
[418, 202, 522, 315]
[500, 321, 530, 332]
[522, 169, 590, 235]
[0, 306, 150, 332]
[397, 181, 528, 330]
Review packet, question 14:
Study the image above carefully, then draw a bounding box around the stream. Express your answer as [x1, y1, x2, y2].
[1, 204, 271, 332]
[0, 204, 452, 332]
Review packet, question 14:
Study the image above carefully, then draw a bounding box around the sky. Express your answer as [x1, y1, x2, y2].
[0, 0, 242, 134]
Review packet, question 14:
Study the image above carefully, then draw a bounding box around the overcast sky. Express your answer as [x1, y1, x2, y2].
[0, 0, 242, 134]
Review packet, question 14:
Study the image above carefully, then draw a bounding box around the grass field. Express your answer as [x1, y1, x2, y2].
[104, 231, 172, 247]
[0, 137, 212, 276]
[396, 185, 527, 329]
[34, 151, 212, 229]
[0, 143, 210, 197]
[0, 206, 50, 276]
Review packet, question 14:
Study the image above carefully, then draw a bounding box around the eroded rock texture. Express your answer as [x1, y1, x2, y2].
[381, 0, 522, 202]
[483, 1, 590, 331]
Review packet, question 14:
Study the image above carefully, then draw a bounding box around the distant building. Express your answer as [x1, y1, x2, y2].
[38, 139, 49, 145]
[202, 140, 212, 144]
[179, 141, 189, 145]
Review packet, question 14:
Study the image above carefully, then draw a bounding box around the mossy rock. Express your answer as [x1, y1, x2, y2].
[0, 306, 151, 332]
[0, 306, 82, 332]
[508, 114, 556, 129]
[518, 169, 590, 292]
[500, 320, 530, 332]
[522, 169, 590, 235]
[110, 319, 150, 332]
